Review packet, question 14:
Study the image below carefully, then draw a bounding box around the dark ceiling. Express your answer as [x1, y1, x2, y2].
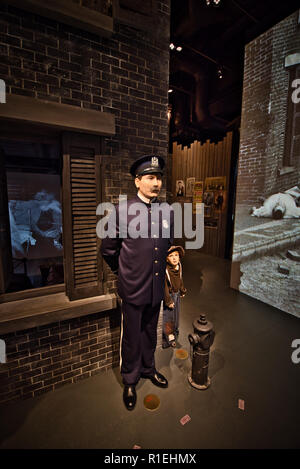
[169, 0, 300, 146]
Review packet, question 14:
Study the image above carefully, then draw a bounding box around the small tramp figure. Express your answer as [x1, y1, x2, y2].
[163, 245, 187, 349]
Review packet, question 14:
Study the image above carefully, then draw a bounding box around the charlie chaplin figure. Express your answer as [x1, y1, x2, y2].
[163, 246, 186, 348]
[101, 155, 174, 410]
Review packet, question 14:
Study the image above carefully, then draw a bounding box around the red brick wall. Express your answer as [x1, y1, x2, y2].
[264, 14, 300, 195]
[0, 310, 120, 403]
[236, 11, 300, 205]
[0, 1, 170, 401]
[237, 30, 273, 204]
[0, 3, 170, 214]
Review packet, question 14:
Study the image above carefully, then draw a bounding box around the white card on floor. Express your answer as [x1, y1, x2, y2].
[180, 414, 191, 425]
[238, 399, 245, 410]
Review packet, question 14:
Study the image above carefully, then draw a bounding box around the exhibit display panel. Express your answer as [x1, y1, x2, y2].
[230, 11, 300, 318]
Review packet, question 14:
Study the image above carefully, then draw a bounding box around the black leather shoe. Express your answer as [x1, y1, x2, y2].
[123, 385, 137, 411]
[142, 371, 168, 388]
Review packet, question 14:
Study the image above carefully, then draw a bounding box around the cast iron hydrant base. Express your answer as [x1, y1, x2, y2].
[188, 314, 215, 390]
[188, 374, 211, 390]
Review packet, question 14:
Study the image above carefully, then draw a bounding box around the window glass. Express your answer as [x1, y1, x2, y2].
[1, 140, 63, 292]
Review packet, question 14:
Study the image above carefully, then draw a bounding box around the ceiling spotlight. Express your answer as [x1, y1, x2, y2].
[168, 89, 173, 93]
[217, 67, 224, 79]
[206, 0, 222, 6]
[170, 43, 182, 52]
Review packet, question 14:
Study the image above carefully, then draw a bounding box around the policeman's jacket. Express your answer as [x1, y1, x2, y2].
[101, 195, 174, 306]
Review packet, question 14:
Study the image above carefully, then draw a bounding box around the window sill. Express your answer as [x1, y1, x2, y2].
[0, 284, 65, 304]
[0, 95, 115, 136]
[278, 166, 295, 176]
[0, 292, 117, 335]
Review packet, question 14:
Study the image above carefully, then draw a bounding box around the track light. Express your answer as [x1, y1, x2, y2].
[170, 43, 183, 52]
[206, 0, 222, 6]
[217, 66, 224, 79]
[167, 105, 172, 123]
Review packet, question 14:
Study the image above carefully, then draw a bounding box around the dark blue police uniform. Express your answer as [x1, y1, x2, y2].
[101, 155, 173, 387]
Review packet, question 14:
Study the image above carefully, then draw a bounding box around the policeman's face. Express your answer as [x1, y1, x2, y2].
[167, 251, 180, 266]
[135, 173, 162, 199]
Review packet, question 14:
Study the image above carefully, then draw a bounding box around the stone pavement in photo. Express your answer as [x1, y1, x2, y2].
[232, 205, 300, 262]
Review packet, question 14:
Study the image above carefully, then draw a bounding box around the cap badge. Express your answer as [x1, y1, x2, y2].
[151, 156, 159, 167]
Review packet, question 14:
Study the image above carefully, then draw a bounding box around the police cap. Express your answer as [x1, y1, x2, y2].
[130, 154, 165, 177]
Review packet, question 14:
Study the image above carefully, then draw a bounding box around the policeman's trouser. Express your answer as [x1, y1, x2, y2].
[120, 301, 161, 385]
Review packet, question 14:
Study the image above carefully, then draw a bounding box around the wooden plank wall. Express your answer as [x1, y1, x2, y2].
[171, 131, 233, 257]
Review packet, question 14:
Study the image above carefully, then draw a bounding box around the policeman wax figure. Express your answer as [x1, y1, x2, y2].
[101, 154, 174, 410]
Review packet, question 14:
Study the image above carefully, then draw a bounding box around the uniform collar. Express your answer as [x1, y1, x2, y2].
[137, 191, 157, 205]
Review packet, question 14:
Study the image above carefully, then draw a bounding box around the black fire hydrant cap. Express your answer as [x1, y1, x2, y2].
[193, 314, 213, 333]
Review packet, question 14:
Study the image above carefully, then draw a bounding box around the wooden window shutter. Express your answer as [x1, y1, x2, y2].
[62, 132, 104, 301]
[0, 148, 13, 294]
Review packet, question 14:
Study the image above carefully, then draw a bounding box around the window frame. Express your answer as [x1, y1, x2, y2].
[0, 123, 64, 301]
[0, 122, 105, 303]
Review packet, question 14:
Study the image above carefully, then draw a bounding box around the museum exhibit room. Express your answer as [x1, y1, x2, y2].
[0, 0, 299, 451]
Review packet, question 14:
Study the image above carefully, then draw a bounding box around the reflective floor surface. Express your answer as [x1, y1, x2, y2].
[0, 251, 299, 449]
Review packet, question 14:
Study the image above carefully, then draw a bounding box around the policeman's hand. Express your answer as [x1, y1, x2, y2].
[168, 303, 175, 309]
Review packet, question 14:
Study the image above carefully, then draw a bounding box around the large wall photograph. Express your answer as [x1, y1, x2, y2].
[230, 11, 300, 317]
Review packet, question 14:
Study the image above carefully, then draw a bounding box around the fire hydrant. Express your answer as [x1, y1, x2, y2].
[188, 314, 215, 390]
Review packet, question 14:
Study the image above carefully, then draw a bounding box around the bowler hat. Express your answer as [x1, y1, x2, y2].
[130, 154, 165, 177]
[167, 245, 185, 258]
